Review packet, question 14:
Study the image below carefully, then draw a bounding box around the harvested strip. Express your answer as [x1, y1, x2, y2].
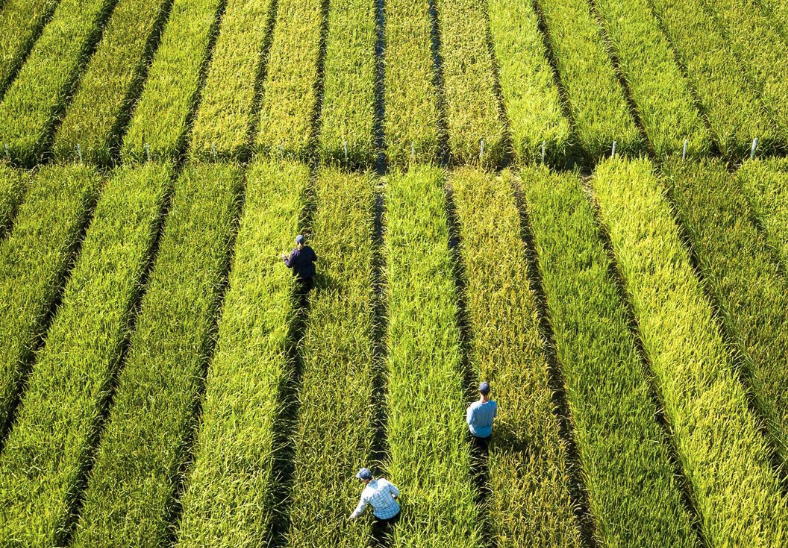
[256, 0, 326, 159]
[737, 158, 788, 268]
[71, 164, 242, 548]
[384, 166, 480, 545]
[487, 0, 570, 164]
[0, 165, 28, 237]
[384, 0, 442, 166]
[523, 167, 698, 547]
[451, 168, 581, 547]
[285, 168, 374, 547]
[52, 0, 174, 165]
[318, 0, 377, 167]
[175, 159, 308, 547]
[593, 0, 710, 157]
[190, 0, 275, 161]
[592, 158, 788, 547]
[438, 0, 505, 167]
[0, 0, 118, 166]
[122, 0, 225, 162]
[665, 158, 788, 470]
[0, 162, 171, 546]
[0, 164, 100, 435]
[533, 0, 642, 158]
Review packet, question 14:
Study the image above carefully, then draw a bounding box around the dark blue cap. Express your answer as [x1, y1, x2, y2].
[295, 235, 305, 244]
[356, 467, 373, 481]
[479, 381, 490, 394]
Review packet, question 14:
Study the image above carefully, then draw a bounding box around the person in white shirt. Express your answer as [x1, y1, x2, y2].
[349, 467, 401, 539]
[466, 381, 498, 452]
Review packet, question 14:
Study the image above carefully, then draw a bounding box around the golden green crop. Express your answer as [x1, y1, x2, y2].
[737, 158, 788, 268]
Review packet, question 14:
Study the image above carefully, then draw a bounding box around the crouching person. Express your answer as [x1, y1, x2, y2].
[349, 467, 401, 541]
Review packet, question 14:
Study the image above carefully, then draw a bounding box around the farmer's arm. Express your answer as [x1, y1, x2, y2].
[466, 404, 475, 426]
[283, 249, 296, 267]
[349, 493, 368, 519]
[388, 481, 400, 499]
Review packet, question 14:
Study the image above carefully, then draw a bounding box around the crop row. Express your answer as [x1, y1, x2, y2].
[189, 0, 276, 161]
[122, 0, 224, 162]
[174, 160, 308, 547]
[0, 165, 29, 237]
[759, 0, 788, 43]
[0, 0, 118, 166]
[737, 159, 788, 268]
[71, 164, 242, 548]
[592, 158, 788, 547]
[0, 163, 171, 545]
[665, 158, 788, 472]
[486, 0, 570, 164]
[523, 167, 698, 547]
[451, 168, 580, 547]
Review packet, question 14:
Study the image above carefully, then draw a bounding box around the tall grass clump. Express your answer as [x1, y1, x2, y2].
[318, 0, 377, 167]
[737, 158, 788, 268]
[175, 159, 308, 547]
[122, 0, 225, 162]
[532, 0, 642, 159]
[665, 158, 788, 469]
[384, 166, 480, 546]
[190, 0, 276, 161]
[0, 165, 29, 237]
[522, 166, 699, 547]
[759, 0, 788, 43]
[256, 0, 327, 159]
[52, 0, 173, 165]
[486, 0, 570, 165]
[0, 162, 171, 546]
[0, 0, 118, 166]
[647, 0, 775, 156]
[384, 0, 442, 167]
[0, 165, 100, 434]
[71, 163, 241, 548]
[284, 168, 375, 547]
[592, 158, 788, 547]
[437, 0, 506, 167]
[592, 0, 710, 157]
[451, 168, 581, 547]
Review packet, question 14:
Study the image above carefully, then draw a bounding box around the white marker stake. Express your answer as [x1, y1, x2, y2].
[611, 141, 616, 159]
[344, 140, 348, 163]
[145, 143, 151, 162]
[682, 139, 688, 161]
[750, 137, 758, 160]
[4, 144, 9, 160]
[480, 139, 484, 162]
[541, 141, 546, 164]
[212, 143, 217, 160]
[411, 141, 415, 162]
[77, 144, 83, 163]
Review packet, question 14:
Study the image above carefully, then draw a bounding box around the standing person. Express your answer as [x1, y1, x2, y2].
[349, 468, 401, 540]
[281, 234, 317, 292]
[466, 381, 498, 452]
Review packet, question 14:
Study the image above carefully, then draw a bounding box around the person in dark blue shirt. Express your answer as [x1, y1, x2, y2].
[282, 234, 317, 292]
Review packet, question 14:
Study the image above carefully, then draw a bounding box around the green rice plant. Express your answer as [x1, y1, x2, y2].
[531, 0, 643, 159]
[255, 0, 326, 159]
[486, 0, 570, 164]
[384, 0, 442, 167]
[52, 0, 174, 165]
[759, 0, 788, 44]
[384, 166, 480, 546]
[451, 168, 581, 547]
[592, 0, 710, 157]
[437, 0, 506, 167]
[737, 158, 788, 268]
[71, 163, 242, 548]
[0, 162, 171, 546]
[0, 0, 117, 166]
[189, 0, 276, 161]
[317, 0, 377, 167]
[284, 168, 375, 547]
[0, 164, 29, 237]
[175, 159, 308, 547]
[592, 157, 788, 547]
[0, 164, 100, 433]
[121, 0, 224, 162]
[647, 0, 776, 157]
[664, 158, 788, 470]
[522, 166, 699, 547]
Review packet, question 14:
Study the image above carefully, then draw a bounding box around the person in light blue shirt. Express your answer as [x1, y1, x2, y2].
[350, 467, 401, 540]
[466, 381, 498, 451]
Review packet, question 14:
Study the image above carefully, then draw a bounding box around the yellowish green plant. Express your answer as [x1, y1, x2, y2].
[737, 158, 788, 268]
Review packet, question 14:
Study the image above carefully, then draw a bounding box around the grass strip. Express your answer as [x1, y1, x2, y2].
[0, 164, 100, 435]
[647, 0, 775, 157]
[175, 159, 307, 547]
[52, 0, 173, 165]
[0, 164, 29, 237]
[451, 168, 581, 547]
[523, 166, 699, 547]
[0, 162, 171, 546]
[384, 166, 480, 545]
[121, 0, 224, 162]
[190, 0, 275, 161]
[285, 168, 374, 546]
[437, 0, 505, 167]
[592, 157, 788, 547]
[737, 158, 788, 268]
[384, 0, 442, 167]
[592, 0, 710, 158]
[0, 0, 118, 166]
[665, 158, 788, 470]
[71, 163, 241, 548]
[255, 0, 326, 159]
[318, 0, 377, 167]
[486, 0, 570, 165]
[532, 0, 642, 159]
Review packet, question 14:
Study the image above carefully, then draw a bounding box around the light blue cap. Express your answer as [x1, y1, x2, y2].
[356, 467, 373, 480]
